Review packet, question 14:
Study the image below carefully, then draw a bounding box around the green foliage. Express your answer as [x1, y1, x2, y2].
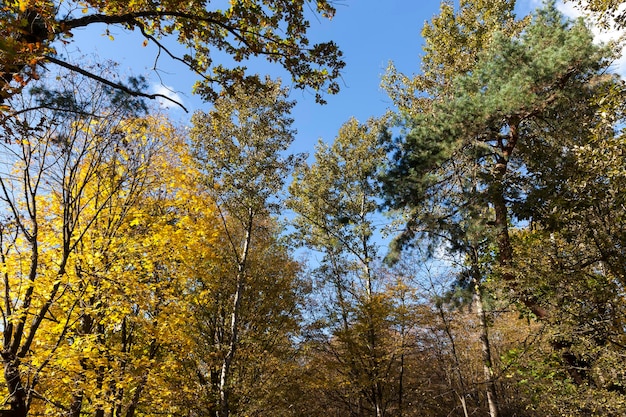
[382, 0, 613, 259]
[382, 0, 527, 117]
[382, 1, 626, 415]
[289, 116, 387, 262]
[289, 116, 414, 416]
[191, 77, 301, 219]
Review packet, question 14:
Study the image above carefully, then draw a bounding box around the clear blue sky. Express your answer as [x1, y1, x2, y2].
[63, 0, 610, 156]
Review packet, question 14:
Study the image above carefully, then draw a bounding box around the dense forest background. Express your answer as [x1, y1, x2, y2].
[1, 0, 626, 416]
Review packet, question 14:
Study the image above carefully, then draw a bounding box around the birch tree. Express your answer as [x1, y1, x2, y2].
[189, 78, 300, 417]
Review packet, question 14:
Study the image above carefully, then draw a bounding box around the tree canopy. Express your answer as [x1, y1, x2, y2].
[0, 0, 345, 106]
[2, 0, 626, 416]
[380, 1, 626, 415]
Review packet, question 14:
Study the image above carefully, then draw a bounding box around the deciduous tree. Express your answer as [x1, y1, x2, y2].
[0, 68, 163, 417]
[289, 117, 413, 417]
[189, 78, 301, 417]
[566, 0, 626, 28]
[0, 0, 344, 106]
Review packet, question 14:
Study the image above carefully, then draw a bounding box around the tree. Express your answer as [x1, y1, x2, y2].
[289, 117, 387, 294]
[381, 2, 527, 415]
[382, 0, 527, 118]
[55, 117, 206, 417]
[0, 67, 163, 417]
[381, 1, 620, 415]
[189, 78, 301, 417]
[565, 0, 626, 28]
[0, 0, 344, 106]
[180, 215, 306, 417]
[289, 117, 414, 417]
[501, 65, 626, 415]
[504, 229, 626, 416]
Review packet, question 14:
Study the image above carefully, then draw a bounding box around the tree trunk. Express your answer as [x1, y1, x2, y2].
[473, 288, 499, 417]
[94, 364, 106, 417]
[218, 212, 253, 417]
[2, 355, 27, 417]
[397, 320, 405, 417]
[470, 252, 499, 417]
[218, 274, 242, 417]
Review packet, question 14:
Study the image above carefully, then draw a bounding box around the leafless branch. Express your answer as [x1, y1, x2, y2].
[44, 56, 188, 112]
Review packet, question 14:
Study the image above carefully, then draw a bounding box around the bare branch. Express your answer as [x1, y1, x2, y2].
[135, 22, 217, 85]
[44, 56, 188, 112]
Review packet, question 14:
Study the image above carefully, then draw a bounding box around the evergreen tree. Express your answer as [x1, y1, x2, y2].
[381, 1, 623, 414]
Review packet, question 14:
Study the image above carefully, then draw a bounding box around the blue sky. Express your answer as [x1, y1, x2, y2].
[66, 0, 443, 154]
[54, 0, 625, 264]
[63, 0, 623, 157]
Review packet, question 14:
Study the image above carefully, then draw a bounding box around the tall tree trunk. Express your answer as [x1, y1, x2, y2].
[218, 212, 253, 417]
[218, 272, 243, 417]
[397, 312, 406, 417]
[493, 124, 588, 385]
[492, 122, 548, 319]
[473, 287, 499, 417]
[470, 251, 499, 417]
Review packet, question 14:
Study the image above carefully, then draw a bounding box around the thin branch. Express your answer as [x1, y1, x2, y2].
[135, 22, 217, 85]
[3, 105, 104, 120]
[44, 56, 188, 112]
[58, 11, 285, 55]
[215, 202, 242, 267]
